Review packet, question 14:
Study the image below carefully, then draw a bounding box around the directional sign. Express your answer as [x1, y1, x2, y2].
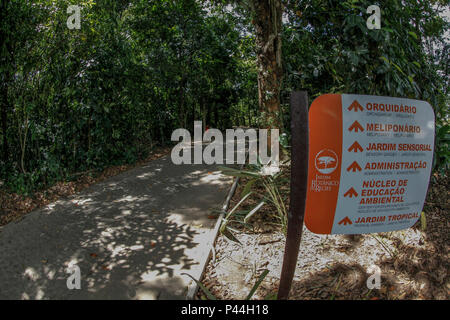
[304, 94, 435, 234]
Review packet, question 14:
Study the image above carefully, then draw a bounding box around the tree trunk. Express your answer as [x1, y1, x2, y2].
[250, 0, 283, 130]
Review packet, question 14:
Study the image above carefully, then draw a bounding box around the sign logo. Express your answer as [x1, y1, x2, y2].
[315, 149, 339, 174]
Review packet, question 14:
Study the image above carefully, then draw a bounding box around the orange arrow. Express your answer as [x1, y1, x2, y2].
[348, 141, 363, 153]
[347, 161, 362, 172]
[338, 216, 353, 225]
[348, 100, 364, 112]
[348, 120, 364, 132]
[344, 187, 358, 198]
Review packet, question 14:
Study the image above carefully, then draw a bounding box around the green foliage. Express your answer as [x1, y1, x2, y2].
[420, 211, 427, 231]
[0, 0, 448, 195]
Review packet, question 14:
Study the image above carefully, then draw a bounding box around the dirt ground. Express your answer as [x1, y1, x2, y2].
[199, 171, 449, 300]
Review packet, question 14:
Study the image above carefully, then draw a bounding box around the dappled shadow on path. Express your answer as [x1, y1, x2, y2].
[0, 155, 232, 300]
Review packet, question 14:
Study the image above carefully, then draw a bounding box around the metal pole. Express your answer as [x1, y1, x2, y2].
[277, 91, 309, 300]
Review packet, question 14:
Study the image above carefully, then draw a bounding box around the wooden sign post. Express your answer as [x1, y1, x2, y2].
[278, 91, 309, 300]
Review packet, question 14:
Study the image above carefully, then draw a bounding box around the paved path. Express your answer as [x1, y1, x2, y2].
[0, 150, 232, 299]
